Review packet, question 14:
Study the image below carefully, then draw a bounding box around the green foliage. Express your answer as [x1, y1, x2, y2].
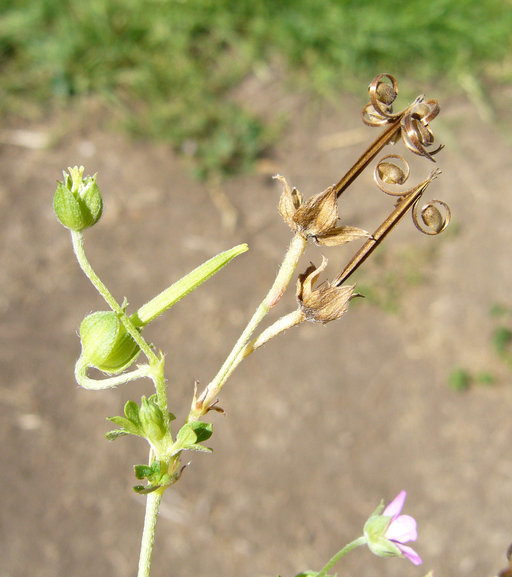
[488, 303, 512, 368]
[171, 421, 213, 457]
[475, 372, 496, 386]
[2, 0, 511, 177]
[448, 368, 471, 391]
[448, 367, 496, 391]
[445, 302, 512, 389]
[133, 460, 171, 494]
[106, 396, 175, 442]
[492, 327, 512, 361]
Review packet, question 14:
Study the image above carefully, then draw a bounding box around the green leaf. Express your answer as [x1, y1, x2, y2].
[132, 244, 249, 326]
[171, 421, 213, 456]
[133, 461, 171, 493]
[187, 444, 212, 453]
[105, 429, 129, 441]
[175, 424, 197, 448]
[106, 415, 143, 437]
[134, 464, 154, 480]
[448, 368, 471, 391]
[133, 484, 161, 494]
[124, 400, 141, 425]
[493, 326, 512, 356]
[188, 421, 213, 443]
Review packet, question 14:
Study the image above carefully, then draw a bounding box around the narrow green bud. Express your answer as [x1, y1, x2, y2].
[54, 166, 102, 231]
[132, 243, 249, 327]
[78, 311, 141, 374]
[139, 396, 167, 441]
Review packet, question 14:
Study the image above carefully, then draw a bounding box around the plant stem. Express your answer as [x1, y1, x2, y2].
[71, 231, 157, 363]
[74, 357, 152, 390]
[240, 309, 305, 359]
[137, 490, 163, 577]
[70, 231, 170, 414]
[316, 536, 367, 577]
[188, 232, 307, 420]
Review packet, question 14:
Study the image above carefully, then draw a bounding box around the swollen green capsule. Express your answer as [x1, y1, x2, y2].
[54, 166, 103, 231]
[79, 311, 141, 374]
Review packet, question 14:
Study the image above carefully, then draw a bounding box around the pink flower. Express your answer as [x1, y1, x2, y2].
[364, 490, 422, 565]
[382, 491, 422, 565]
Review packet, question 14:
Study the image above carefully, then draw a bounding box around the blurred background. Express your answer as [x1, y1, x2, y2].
[1, 1, 512, 576]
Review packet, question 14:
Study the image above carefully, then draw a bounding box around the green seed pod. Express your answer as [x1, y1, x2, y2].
[139, 396, 167, 442]
[79, 311, 141, 374]
[54, 166, 103, 231]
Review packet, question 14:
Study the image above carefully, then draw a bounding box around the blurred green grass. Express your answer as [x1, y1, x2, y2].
[1, 0, 510, 177]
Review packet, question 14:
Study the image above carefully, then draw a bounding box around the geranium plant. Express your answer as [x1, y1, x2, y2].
[54, 74, 451, 577]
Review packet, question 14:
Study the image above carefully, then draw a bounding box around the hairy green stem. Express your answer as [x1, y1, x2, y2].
[74, 357, 151, 390]
[70, 231, 169, 413]
[71, 231, 171, 577]
[316, 536, 367, 577]
[137, 490, 163, 577]
[188, 233, 307, 420]
[240, 309, 305, 359]
[71, 231, 156, 363]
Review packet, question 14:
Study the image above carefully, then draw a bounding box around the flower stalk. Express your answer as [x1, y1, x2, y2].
[316, 537, 367, 577]
[138, 490, 163, 577]
[188, 232, 307, 421]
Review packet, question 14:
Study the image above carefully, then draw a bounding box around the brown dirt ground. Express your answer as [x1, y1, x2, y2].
[1, 77, 512, 577]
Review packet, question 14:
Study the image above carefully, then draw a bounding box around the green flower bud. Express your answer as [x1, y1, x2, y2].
[139, 396, 167, 442]
[79, 311, 141, 373]
[54, 166, 103, 231]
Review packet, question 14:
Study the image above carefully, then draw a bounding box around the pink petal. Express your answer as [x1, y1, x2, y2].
[396, 543, 423, 566]
[386, 514, 418, 543]
[383, 490, 407, 517]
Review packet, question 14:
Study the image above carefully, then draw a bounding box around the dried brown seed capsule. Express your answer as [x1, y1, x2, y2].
[421, 204, 444, 233]
[377, 162, 407, 185]
[376, 81, 397, 105]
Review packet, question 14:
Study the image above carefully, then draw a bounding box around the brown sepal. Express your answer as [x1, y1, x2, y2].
[275, 174, 303, 231]
[296, 257, 356, 324]
[315, 225, 370, 247]
[292, 185, 338, 238]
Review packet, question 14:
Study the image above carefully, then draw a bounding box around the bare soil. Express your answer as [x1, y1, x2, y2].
[1, 81, 512, 577]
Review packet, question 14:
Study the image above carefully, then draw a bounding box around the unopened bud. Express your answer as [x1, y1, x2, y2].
[79, 311, 141, 374]
[139, 396, 167, 442]
[54, 166, 102, 231]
